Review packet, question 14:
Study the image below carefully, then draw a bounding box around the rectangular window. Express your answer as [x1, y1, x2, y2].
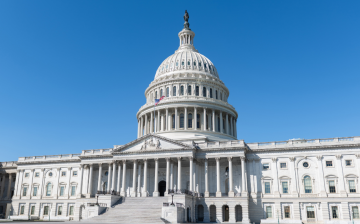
[263, 163, 270, 170]
[196, 114, 200, 129]
[73, 171, 78, 176]
[60, 186, 65, 196]
[25, 173, 29, 178]
[69, 206, 74, 216]
[210, 88, 213, 98]
[20, 206, 25, 215]
[284, 206, 290, 218]
[71, 186, 76, 196]
[332, 206, 338, 219]
[180, 86, 184, 95]
[329, 180, 336, 193]
[160, 89, 163, 97]
[166, 87, 170, 97]
[352, 206, 359, 219]
[265, 182, 271, 194]
[33, 187, 38, 196]
[195, 86, 199, 96]
[280, 163, 287, 169]
[44, 206, 49, 215]
[282, 182, 289, 194]
[58, 206, 62, 215]
[173, 86, 176, 96]
[306, 206, 315, 218]
[326, 161, 333, 167]
[188, 86, 191, 95]
[349, 180, 356, 193]
[35, 172, 40, 177]
[61, 171, 66, 177]
[23, 187, 27, 196]
[346, 160, 352, 166]
[202, 87, 206, 97]
[266, 206, 272, 218]
[30, 206, 35, 215]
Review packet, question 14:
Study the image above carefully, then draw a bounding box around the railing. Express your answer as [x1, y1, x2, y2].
[87, 203, 107, 207]
[96, 191, 120, 196]
[168, 189, 199, 197]
[19, 154, 81, 162]
[163, 203, 169, 207]
[209, 193, 216, 197]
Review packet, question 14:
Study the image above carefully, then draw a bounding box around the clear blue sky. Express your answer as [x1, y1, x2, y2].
[1, 1, 359, 161]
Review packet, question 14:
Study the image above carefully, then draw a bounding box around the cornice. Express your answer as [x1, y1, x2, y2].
[197, 147, 247, 152]
[79, 155, 114, 159]
[113, 148, 194, 155]
[17, 159, 81, 165]
[246, 143, 360, 153]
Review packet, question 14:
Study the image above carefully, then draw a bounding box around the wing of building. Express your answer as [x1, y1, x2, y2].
[1, 13, 360, 224]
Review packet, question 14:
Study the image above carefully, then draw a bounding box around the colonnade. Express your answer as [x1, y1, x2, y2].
[83, 156, 247, 198]
[0, 173, 15, 199]
[137, 107, 237, 138]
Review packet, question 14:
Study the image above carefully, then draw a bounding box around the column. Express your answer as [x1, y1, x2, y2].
[140, 116, 144, 137]
[226, 113, 229, 134]
[12, 170, 19, 198]
[230, 116, 234, 136]
[40, 168, 46, 199]
[193, 160, 197, 192]
[204, 159, 209, 197]
[144, 114, 148, 135]
[216, 158, 221, 197]
[0, 173, 6, 199]
[15, 170, 23, 197]
[194, 107, 197, 130]
[228, 157, 234, 197]
[170, 161, 174, 190]
[121, 161, 127, 196]
[137, 162, 142, 196]
[166, 108, 169, 131]
[272, 157, 280, 196]
[87, 165, 93, 197]
[175, 108, 178, 130]
[137, 119, 140, 138]
[241, 157, 247, 194]
[184, 107, 188, 130]
[220, 111, 223, 133]
[66, 167, 71, 198]
[189, 157, 193, 191]
[131, 160, 137, 197]
[212, 110, 215, 132]
[111, 162, 116, 191]
[165, 158, 170, 195]
[97, 163, 102, 191]
[107, 163, 112, 192]
[150, 111, 153, 133]
[336, 155, 347, 196]
[7, 174, 13, 199]
[142, 159, 148, 197]
[177, 157, 182, 191]
[203, 108, 207, 131]
[290, 157, 299, 196]
[117, 162, 121, 193]
[157, 110, 160, 132]
[55, 168, 61, 199]
[153, 158, 159, 197]
[78, 165, 84, 198]
[251, 159, 256, 195]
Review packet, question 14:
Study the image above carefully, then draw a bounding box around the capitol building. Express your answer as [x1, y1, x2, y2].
[1, 13, 360, 224]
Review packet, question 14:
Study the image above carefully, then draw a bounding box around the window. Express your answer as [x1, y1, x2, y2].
[176, 62, 178, 66]
[71, 186, 76, 196]
[49, 172, 53, 177]
[188, 85, 191, 95]
[30, 206, 35, 215]
[349, 180, 356, 193]
[284, 206, 290, 218]
[280, 163, 287, 169]
[304, 176, 312, 193]
[69, 206, 74, 216]
[195, 86, 199, 96]
[23, 187, 27, 196]
[58, 206, 62, 215]
[266, 206, 272, 218]
[20, 205, 25, 215]
[180, 114, 184, 128]
[199, 62, 202, 67]
[263, 163, 270, 170]
[25, 173, 29, 178]
[210, 88, 213, 98]
[166, 87, 169, 97]
[202, 87, 206, 97]
[60, 186, 65, 196]
[188, 113, 193, 128]
[217, 117, 220, 132]
[73, 171, 77, 177]
[193, 61, 196, 66]
[44, 206, 49, 215]
[155, 91, 157, 99]
[352, 206, 359, 219]
[303, 162, 309, 168]
[204, 63, 207, 68]
[182, 61, 184, 66]
[215, 90, 218, 99]
[346, 160, 352, 166]
[160, 89, 163, 97]
[196, 114, 200, 129]
[282, 182, 288, 194]
[105, 171, 108, 176]
[326, 161, 333, 167]
[173, 86, 176, 96]
[33, 187, 38, 196]
[306, 206, 315, 218]
[46, 183, 52, 196]
[61, 171, 66, 177]
[329, 180, 336, 193]
[172, 114, 175, 129]
[35, 172, 40, 177]
[265, 182, 271, 194]
[180, 86, 184, 95]
[187, 61, 190, 66]
[331, 206, 338, 219]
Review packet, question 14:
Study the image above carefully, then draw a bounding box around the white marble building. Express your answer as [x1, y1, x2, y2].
[1, 13, 360, 224]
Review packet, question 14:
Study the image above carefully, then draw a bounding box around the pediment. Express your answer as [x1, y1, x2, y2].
[113, 134, 194, 153]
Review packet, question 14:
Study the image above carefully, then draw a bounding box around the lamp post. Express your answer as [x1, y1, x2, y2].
[170, 192, 174, 206]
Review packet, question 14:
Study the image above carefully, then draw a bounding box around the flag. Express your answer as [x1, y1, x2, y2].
[155, 96, 165, 105]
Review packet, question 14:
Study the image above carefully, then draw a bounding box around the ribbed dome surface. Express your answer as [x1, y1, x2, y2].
[154, 50, 219, 80]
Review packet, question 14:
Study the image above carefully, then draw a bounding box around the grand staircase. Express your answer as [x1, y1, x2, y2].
[84, 197, 170, 223]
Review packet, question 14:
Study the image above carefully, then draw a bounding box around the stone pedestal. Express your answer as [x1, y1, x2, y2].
[228, 191, 235, 197]
[204, 191, 209, 197]
[216, 192, 222, 197]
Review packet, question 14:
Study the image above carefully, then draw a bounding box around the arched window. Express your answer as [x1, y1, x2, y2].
[166, 87, 169, 97]
[155, 91, 158, 99]
[173, 86, 176, 96]
[188, 85, 192, 95]
[160, 89, 163, 97]
[172, 114, 175, 129]
[180, 86, 184, 96]
[304, 176, 312, 193]
[180, 113, 184, 128]
[193, 61, 196, 66]
[210, 88, 213, 98]
[199, 62, 202, 67]
[46, 183, 52, 196]
[188, 113, 193, 128]
[197, 114, 200, 129]
[187, 61, 190, 66]
[218, 117, 220, 132]
[203, 87, 206, 97]
[216, 90, 218, 99]
[195, 86, 199, 96]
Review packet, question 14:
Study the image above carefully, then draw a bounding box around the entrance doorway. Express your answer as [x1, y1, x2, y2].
[159, 181, 166, 196]
[187, 207, 191, 222]
[209, 205, 216, 222]
[235, 205, 242, 222]
[223, 205, 229, 222]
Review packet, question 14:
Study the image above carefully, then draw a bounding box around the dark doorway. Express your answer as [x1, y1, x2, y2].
[198, 205, 204, 221]
[159, 180, 166, 196]
[187, 207, 191, 222]
[223, 205, 229, 222]
[235, 205, 242, 222]
[210, 205, 216, 222]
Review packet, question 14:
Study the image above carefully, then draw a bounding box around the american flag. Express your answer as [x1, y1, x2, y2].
[155, 96, 165, 105]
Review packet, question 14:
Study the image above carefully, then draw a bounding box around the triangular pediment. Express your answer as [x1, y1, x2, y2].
[113, 134, 194, 153]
